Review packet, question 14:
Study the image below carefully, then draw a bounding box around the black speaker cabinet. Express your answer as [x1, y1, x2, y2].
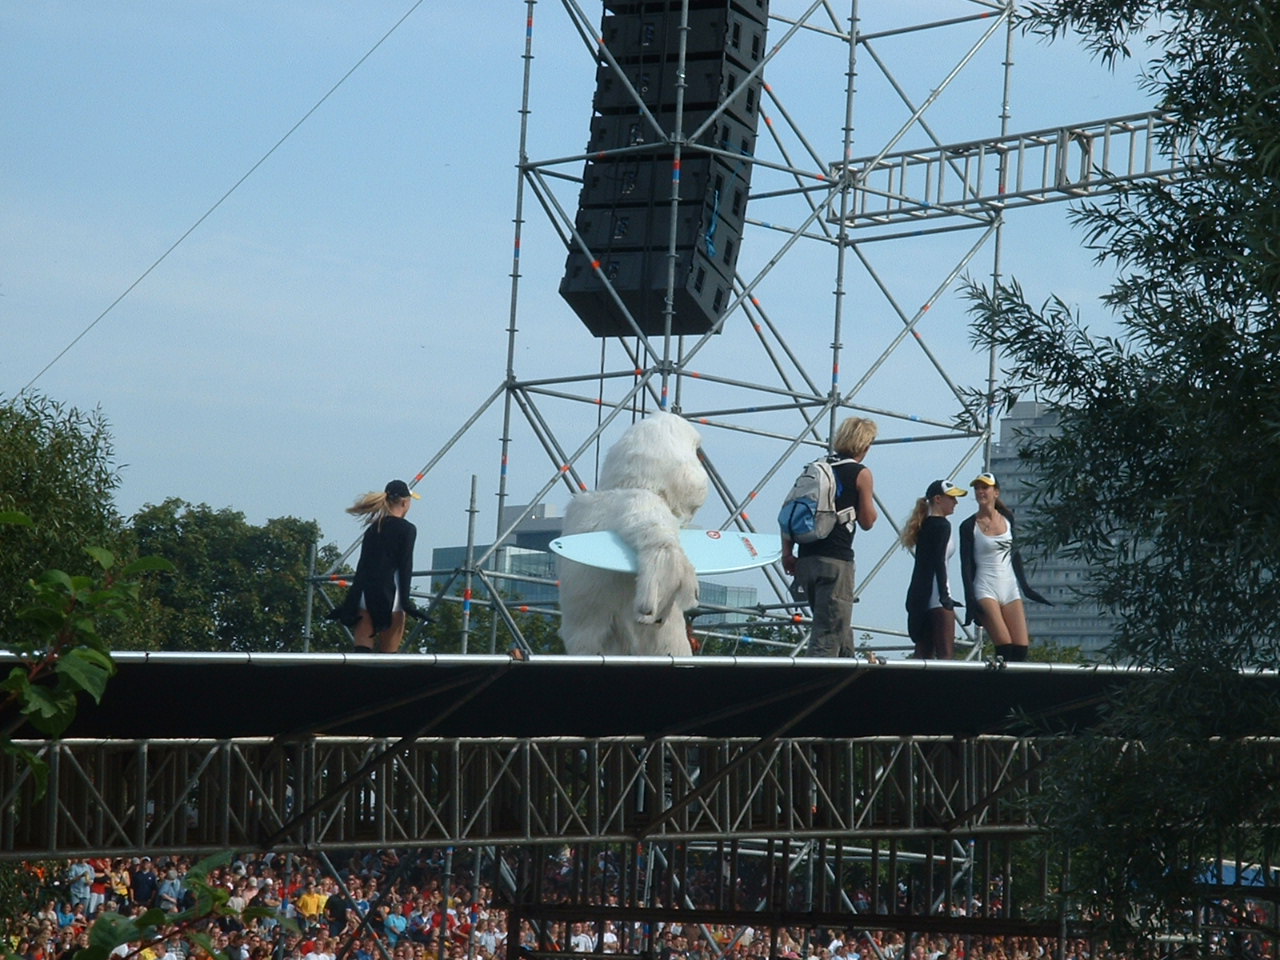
[559, 0, 769, 338]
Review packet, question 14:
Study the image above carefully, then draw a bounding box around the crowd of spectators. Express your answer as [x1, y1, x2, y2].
[4, 849, 1270, 960]
[8, 849, 506, 960]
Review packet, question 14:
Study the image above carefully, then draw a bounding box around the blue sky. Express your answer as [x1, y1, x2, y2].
[3, 2, 1154, 646]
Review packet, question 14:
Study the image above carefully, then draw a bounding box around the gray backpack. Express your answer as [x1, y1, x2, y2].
[777, 456, 856, 543]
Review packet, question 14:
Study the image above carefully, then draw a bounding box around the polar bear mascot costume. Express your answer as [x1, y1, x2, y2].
[559, 412, 708, 656]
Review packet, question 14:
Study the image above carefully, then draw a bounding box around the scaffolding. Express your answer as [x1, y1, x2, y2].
[2, 735, 1044, 857]
[8, 727, 1279, 944]
[309, 1, 1196, 658]
[0, 5, 1250, 951]
[7, 656, 1277, 946]
[1, 732, 1071, 939]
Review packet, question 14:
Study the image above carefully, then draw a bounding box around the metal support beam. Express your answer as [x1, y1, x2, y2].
[2, 735, 1042, 858]
[820, 111, 1201, 231]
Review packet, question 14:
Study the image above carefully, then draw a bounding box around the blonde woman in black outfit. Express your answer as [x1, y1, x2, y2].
[328, 479, 422, 653]
[902, 479, 966, 660]
[781, 416, 879, 657]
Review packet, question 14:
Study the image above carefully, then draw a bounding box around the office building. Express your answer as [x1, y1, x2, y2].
[431, 504, 758, 626]
[987, 402, 1117, 659]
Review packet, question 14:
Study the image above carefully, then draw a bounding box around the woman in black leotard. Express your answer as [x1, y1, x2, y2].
[328, 479, 422, 653]
[902, 479, 966, 660]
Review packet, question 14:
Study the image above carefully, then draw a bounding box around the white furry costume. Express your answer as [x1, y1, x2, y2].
[559, 413, 708, 656]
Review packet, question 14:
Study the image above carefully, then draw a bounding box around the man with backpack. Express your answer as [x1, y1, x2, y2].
[779, 416, 879, 656]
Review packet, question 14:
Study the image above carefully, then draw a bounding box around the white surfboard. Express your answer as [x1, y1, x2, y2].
[550, 529, 783, 576]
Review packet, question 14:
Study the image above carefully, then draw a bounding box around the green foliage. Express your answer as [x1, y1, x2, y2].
[128, 498, 346, 652]
[965, 0, 1280, 949]
[71, 853, 296, 960]
[0, 393, 127, 638]
[969, 4, 1280, 671]
[399, 583, 801, 656]
[1032, 675, 1280, 944]
[0, 394, 350, 654]
[1, 514, 171, 746]
[507, 604, 568, 655]
[0, 400, 314, 953]
[977, 638, 1085, 663]
[404, 584, 566, 654]
[697, 617, 804, 657]
[0, 861, 62, 939]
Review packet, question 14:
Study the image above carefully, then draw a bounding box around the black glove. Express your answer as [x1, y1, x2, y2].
[325, 606, 360, 627]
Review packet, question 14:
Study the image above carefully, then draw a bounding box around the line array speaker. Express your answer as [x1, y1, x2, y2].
[559, 0, 769, 338]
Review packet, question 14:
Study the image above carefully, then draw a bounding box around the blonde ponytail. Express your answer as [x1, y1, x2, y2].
[900, 497, 930, 549]
[347, 491, 393, 526]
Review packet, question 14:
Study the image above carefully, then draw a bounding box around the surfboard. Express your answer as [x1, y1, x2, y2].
[549, 529, 783, 576]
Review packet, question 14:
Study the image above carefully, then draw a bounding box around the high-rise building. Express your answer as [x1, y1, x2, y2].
[430, 505, 758, 629]
[430, 504, 563, 608]
[987, 402, 1117, 659]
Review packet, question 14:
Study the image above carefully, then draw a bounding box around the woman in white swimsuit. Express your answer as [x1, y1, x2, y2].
[958, 472, 1051, 662]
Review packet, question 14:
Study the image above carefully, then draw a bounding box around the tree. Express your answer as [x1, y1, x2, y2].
[1, 514, 170, 781]
[0, 393, 126, 638]
[128, 499, 348, 652]
[86, 854, 295, 960]
[0, 861, 62, 942]
[697, 617, 804, 657]
[0, 512, 178, 937]
[1, 852, 294, 958]
[401, 580, 568, 655]
[965, 0, 1280, 949]
[0, 394, 350, 653]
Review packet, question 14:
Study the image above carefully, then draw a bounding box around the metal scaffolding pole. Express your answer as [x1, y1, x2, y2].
[306, 2, 1199, 656]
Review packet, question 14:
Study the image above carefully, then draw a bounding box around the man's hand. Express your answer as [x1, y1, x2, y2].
[781, 537, 797, 576]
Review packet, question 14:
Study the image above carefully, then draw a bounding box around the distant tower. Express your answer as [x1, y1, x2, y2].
[988, 402, 1118, 659]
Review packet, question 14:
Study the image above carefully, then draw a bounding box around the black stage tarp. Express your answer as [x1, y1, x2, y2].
[8, 653, 1218, 741]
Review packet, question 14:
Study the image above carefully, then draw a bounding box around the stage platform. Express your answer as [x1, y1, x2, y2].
[44, 652, 1158, 741]
[6, 654, 1278, 862]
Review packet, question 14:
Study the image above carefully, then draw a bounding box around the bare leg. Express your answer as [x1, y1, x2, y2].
[999, 598, 1030, 648]
[376, 611, 407, 653]
[976, 597, 1012, 646]
[907, 610, 931, 659]
[353, 611, 376, 652]
[930, 607, 955, 660]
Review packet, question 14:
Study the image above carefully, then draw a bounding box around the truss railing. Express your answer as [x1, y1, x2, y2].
[1, 735, 1045, 859]
[825, 111, 1201, 231]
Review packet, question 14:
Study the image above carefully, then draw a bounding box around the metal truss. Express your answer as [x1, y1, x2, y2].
[1, 735, 1043, 858]
[10, 732, 1280, 942]
[307, 2, 1199, 658]
[833, 111, 1198, 231]
[504, 835, 1066, 941]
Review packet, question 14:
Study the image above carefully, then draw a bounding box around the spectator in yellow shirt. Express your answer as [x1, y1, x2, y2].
[297, 879, 328, 924]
